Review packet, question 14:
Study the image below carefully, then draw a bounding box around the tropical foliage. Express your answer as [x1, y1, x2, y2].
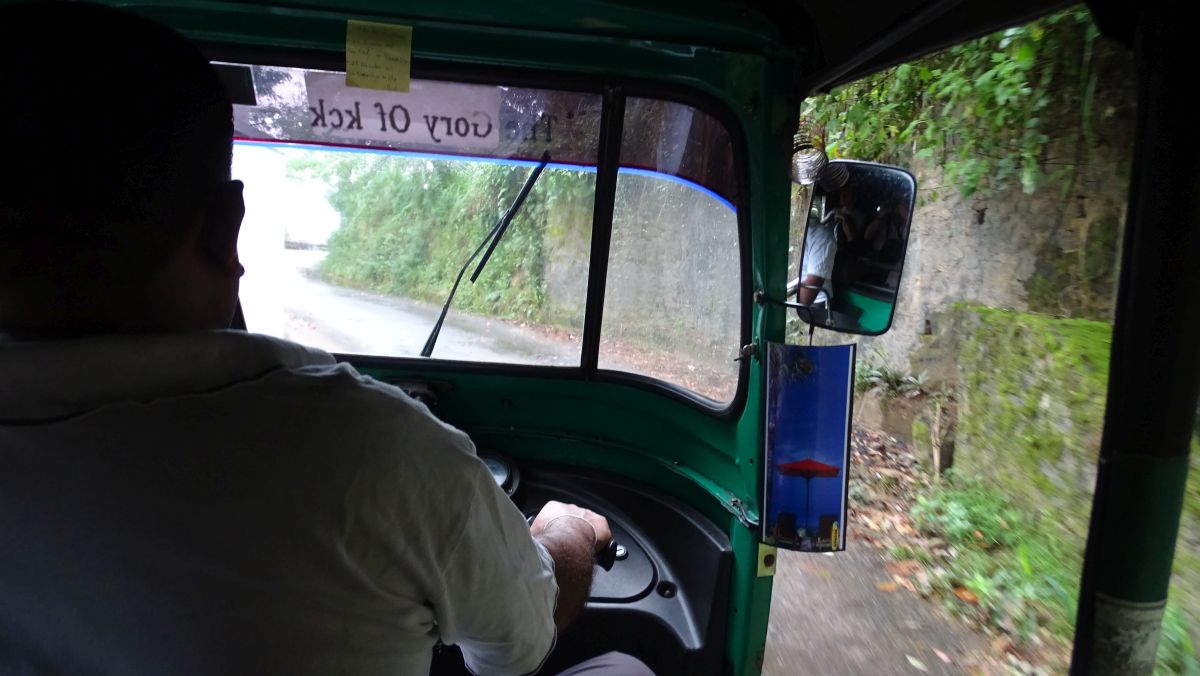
[804, 8, 1107, 199]
[288, 154, 593, 323]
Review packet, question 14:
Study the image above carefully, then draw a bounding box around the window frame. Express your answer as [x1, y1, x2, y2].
[207, 45, 752, 417]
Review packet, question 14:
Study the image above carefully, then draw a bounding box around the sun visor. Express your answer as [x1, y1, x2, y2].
[224, 63, 737, 203]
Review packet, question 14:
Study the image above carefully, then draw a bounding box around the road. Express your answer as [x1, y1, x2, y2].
[763, 546, 996, 676]
[239, 249, 580, 366]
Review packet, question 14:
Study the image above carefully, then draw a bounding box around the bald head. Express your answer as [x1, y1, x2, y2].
[0, 2, 244, 334]
[1, 1, 232, 217]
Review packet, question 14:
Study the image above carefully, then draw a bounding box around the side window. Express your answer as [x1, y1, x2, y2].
[599, 98, 740, 403]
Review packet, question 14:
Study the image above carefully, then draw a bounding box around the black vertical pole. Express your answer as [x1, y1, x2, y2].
[1071, 2, 1200, 673]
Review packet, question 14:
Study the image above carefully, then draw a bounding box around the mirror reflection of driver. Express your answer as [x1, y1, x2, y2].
[865, 196, 909, 262]
[823, 186, 867, 244]
[796, 164, 852, 306]
[798, 214, 836, 306]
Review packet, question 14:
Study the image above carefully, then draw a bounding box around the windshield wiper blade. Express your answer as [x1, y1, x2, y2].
[420, 150, 552, 358]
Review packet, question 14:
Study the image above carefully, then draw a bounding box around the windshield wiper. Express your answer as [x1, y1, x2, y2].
[420, 150, 552, 358]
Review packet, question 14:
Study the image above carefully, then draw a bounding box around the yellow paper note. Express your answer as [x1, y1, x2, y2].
[345, 20, 412, 92]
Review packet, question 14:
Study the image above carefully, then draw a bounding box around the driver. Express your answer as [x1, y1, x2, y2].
[0, 4, 649, 675]
[794, 164, 850, 306]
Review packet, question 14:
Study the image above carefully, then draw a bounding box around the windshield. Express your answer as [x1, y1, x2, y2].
[231, 65, 741, 401]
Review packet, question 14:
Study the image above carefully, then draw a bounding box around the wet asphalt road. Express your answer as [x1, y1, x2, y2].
[763, 546, 993, 676]
[239, 248, 579, 365]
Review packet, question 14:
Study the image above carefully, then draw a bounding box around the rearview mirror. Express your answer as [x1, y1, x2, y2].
[789, 160, 915, 336]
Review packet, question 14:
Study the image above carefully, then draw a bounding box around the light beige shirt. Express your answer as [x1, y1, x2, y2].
[0, 331, 556, 675]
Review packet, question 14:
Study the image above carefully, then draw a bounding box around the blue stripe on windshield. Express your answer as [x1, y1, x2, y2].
[234, 139, 736, 213]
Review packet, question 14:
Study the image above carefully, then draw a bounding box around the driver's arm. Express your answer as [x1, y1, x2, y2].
[339, 375, 596, 675]
[796, 274, 825, 305]
[530, 501, 611, 629]
[431, 455, 562, 676]
[797, 224, 835, 305]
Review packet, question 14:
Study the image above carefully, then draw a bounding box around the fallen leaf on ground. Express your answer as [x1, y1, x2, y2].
[906, 655, 930, 672]
[934, 649, 952, 664]
[876, 581, 900, 592]
[914, 570, 933, 596]
[954, 587, 980, 604]
[886, 559, 923, 577]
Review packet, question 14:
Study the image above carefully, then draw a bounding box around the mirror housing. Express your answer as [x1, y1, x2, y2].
[789, 160, 915, 336]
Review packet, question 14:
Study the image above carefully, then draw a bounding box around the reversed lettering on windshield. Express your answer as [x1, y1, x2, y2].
[305, 72, 501, 149]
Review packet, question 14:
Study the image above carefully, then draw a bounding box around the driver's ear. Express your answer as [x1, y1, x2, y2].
[199, 180, 245, 276]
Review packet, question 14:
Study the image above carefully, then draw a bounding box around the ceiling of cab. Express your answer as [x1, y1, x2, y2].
[227, 0, 1069, 89]
[120, 0, 1072, 95]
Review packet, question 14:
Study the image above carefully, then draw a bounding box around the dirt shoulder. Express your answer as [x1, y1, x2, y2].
[763, 427, 1047, 676]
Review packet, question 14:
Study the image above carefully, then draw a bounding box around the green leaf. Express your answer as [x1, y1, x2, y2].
[1021, 165, 1039, 194]
[1015, 42, 1036, 68]
[1017, 543, 1034, 577]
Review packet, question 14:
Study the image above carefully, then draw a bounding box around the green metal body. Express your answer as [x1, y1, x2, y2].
[843, 290, 891, 334]
[89, 2, 807, 673]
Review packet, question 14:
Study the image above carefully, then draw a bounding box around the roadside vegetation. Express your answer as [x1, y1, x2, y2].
[804, 5, 1129, 320]
[805, 7, 1102, 202]
[855, 348, 929, 399]
[287, 156, 590, 325]
[800, 5, 1196, 673]
[909, 472, 1198, 674]
[849, 345, 1199, 674]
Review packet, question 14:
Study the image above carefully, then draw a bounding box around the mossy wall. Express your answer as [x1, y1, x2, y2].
[955, 306, 1111, 534]
[950, 304, 1200, 633]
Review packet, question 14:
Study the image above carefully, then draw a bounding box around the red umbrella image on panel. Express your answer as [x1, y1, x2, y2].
[778, 458, 841, 536]
[778, 458, 841, 478]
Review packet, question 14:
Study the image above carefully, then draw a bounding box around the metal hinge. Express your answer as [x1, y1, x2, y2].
[735, 343, 758, 363]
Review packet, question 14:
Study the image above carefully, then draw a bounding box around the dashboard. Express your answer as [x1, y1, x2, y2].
[431, 452, 733, 676]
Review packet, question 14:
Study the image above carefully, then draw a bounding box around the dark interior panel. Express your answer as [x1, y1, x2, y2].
[431, 461, 732, 676]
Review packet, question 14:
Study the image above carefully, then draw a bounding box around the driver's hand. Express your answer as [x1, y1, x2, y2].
[530, 501, 612, 555]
